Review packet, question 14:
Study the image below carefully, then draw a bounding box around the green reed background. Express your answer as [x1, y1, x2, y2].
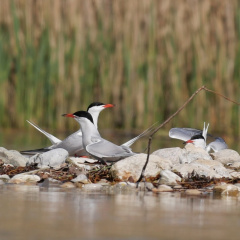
[0, 0, 239, 139]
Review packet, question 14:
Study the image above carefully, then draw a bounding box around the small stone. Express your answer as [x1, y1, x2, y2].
[213, 184, 240, 196]
[83, 183, 103, 191]
[9, 174, 40, 184]
[159, 170, 181, 186]
[27, 148, 69, 168]
[0, 174, 10, 182]
[152, 185, 173, 193]
[111, 153, 172, 182]
[71, 174, 89, 184]
[60, 182, 76, 188]
[0, 147, 27, 167]
[185, 189, 202, 196]
[211, 149, 240, 165]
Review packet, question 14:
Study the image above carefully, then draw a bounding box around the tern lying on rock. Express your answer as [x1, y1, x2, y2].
[169, 122, 228, 152]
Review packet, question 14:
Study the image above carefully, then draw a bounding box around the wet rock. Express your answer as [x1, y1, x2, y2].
[27, 148, 69, 168]
[159, 170, 181, 186]
[60, 182, 76, 188]
[82, 183, 103, 191]
[112, 182, 137, 192]
[185, 189, 202, 196]
[152, 185, 173, 193]
[9, 174, 40, 184]
[0, 147, 27, 167]
[211, 149, 240, 165]
[111, 153, 172, 182]
[213, 184, 240, 196]
[152, 147, 183, 165]
[0, 174, 10, 182]
[71, 174, 90, 184]
[172, 159, 230, 179]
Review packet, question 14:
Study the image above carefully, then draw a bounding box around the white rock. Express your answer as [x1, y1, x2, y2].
[172, 159, 230, 179]
[230, 162, 240, 169]
[229, 171, 240, 179]
[60, 182, 76, 188]
[214, 184, 240, 196]
[0, 174, 10, 181]
[185, 189, 202, 195]
[111, 153, 172, 182]
[9, 174, 40, 184]
[27, 148, 69, 168]
[180, 144, 212, 163]
[152, 147, 183, 165]
[69, 157, 98, 164]
[159, 170, 181, 186]
[152, 185, 173, 192]
[0, 147, 27, 167]
[211, 149, 240, 165]
[82, 183, 103, 191]
[71, 174, 89, 183]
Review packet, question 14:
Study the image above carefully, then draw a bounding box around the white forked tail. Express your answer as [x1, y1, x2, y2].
[121, 122, 158, 148]
[26, 120, 62, 145]
[202, 122, 209, 142]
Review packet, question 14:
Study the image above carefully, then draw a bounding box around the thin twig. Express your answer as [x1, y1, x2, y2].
[136, 85, 240, 184]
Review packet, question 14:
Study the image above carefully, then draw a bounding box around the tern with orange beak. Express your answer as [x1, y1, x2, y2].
[169, 122, 228, 152]
[21, 102, 115, 156]
[63, 111, 135, 164]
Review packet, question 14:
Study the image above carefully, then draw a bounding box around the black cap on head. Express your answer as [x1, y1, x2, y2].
[73, 111, 94, 123]
[87, 102, 104, 111]
[191, 134, 205, 141]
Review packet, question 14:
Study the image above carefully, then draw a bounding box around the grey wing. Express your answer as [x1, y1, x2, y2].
[207, 137, 228, 152]
[86, 138, 134, 160]
[121, 122, 158, 147]
[169, 128, 203, 141]
[27, 120, 61, 144]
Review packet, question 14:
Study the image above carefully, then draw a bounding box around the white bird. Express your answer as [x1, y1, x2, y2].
[169, 122, 228, 152]
[62, 111, 136, 164]
[21, 102, 115, 156]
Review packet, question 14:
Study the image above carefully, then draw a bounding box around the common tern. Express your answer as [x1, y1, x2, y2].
[63, 111, 135, 164]
[21, 102, 114, 156]
[169, 122, 228, 152]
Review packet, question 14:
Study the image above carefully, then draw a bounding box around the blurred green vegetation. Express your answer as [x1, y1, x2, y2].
[0, 0, 239, 142]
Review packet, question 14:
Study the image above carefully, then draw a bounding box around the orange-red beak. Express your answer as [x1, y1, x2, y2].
[183, 139, 193, 144]
[104, 104, 115, 108]
[62, 113, 75, 118]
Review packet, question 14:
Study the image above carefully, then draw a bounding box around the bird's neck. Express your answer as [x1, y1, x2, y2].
[88, 110, 100, 129]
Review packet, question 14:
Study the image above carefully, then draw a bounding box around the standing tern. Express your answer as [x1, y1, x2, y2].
[169, 122, 228, 152]
[62, 111, 135, 164]
[21, 102, 115, 156]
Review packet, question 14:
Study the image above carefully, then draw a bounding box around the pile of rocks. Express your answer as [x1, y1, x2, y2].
[0, 145, 240, 196]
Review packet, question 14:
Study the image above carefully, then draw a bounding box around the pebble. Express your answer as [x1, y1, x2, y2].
[60, 182, 76, 188]
[0, 174, 10, 182]
[82, 183, 103, 191]
[71, 174, 90, 184]
[185, 189, 202, 196]
[9, 174, 40, 184]
[213, 184, 240, 196]
[152, 185, 173, 193]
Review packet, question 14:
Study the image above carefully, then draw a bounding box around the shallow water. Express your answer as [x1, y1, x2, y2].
[0, 185, 240, 240]
[1, 129, 240, 240]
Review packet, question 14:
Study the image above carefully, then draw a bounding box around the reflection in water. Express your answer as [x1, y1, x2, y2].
[0, 185, 240, 240]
